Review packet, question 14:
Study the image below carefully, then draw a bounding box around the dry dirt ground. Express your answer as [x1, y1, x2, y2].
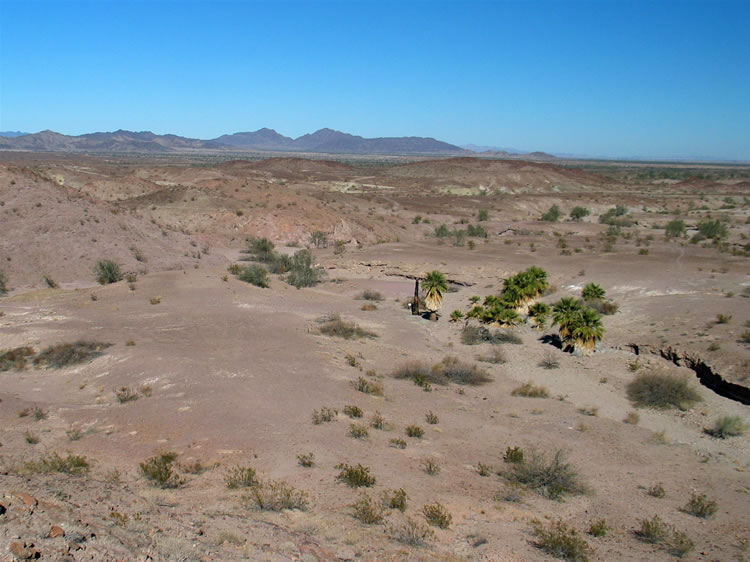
[1, 153, 749, 561]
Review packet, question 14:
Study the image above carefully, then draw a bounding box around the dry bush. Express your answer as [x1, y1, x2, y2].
[422, 502, 452, 529]
[336, 463, 376, 488]
[623, 411, 640, 425]
[0, 346, 35, 371]
[532, 519, 593, 561]
[33, 341, 112, 369]
[311, 406, 337, 424]
[682, 493, 717, 519]
[587, 519, 609, 538]
[248, 480, 308, 511]
[635, 516, 695, 558]
[461, 325, 522, 345]
[511, 382, 550, 398]
[425, 411, 439, 424]
[577, 406, 598, 417]
[647, 483, 666, 498]
[627, 370, 702, 410]
[297, 452, 315, 467]
[384, 488, 408, 512]
[706, 415, 747, 438]
[434, 356, 493, 385]
[539, 352, 560, 369]
[139, 452, 183, 488]
[502, 449, 586, 500]
[349, 423, 369, 439]
[343, 405, 363, 418]
[351, 493, 384, 524]
[477, 348, 507, 364]
[387, 516, 434, 546]
[115, 386, 139, 403]
[317, 314, 377, 339]
[358, 289, 383, 301]
[406, 425, 425, 438]
[353, 376, 383, 395]
[226, 466, 258, 489]
[23, 453, 90, 476]
[370, 411, 386, 429]
[421, 458, 441, 475]
[389, 438, 407, 449]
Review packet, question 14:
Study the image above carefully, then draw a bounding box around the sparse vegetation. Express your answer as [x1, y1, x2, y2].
[384, 488, 408, 511]
[392, 357, 492, 386]
[511, 382, 550, 398]
[115, 386, 139, 403]
[635, 515, 695, 558]
[358, 289, 383, 301]
[587, 519, 609, 538]
[23, 453, 90, 476]
[370, 410, 386, 429]
[349, 423, 369, 439]
[706, 415, 747, 438]
[406, 424, 425, 438]
[236, 264, 269, 288]
[94, 259, 122, 284]
[421, 457, 441, 475]
[351, 492, 384, 524]
[532, 519, 593, 561]
[388, 517, 434, 546]
[248, 480, 308, 511]
[139, 451, 183, 488]
[461, 324, 522, 345]
[626, 370, 702, 410]
[0, 269, 7, 295]
[311, 406, 337, 424]
[541, 204, 561, 222]
[623, 411, 640, 425]
[682, 492, 717, 519]
[33, 341, 112, 369]
[226, 466, 258, 489]
[0, 346, 35, 371]
[647, 483, 666, 498]
[390, 438, 407, 449]
[297, 452, 315, 467]
[343, 405, 363, 418]
[502, 449, 585, 500]
[422, 502, 452, 529]
[335, 463, 376, 487]
[503, 446, 525, 464]
[539, 352, 560, 369]
[318, 313, 377, 339]
[353, 376, 383, 395]
[425, 411, 439, 424]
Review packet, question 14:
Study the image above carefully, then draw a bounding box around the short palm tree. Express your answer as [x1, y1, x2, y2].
[528, 301, 551, 328]
[582, 282, 606, 301]
[570, 307, 604, 354]
[552, 297, 582, 342]
[423, 271, 449, 313]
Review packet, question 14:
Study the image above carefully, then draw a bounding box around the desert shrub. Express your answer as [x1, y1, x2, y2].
[502, 449, 585, 500]
[635, 516, 695, 558]
[511, 382, 550, 398]
[539, 352, 560, 369]
[389, 438, 407, 449]
[475, 462, 492, 476]
[422, 502, 452, 529]
[0, 269, 7, 295]
[310, 230, 328, 248]
[495, 484, 524, 502]
[361, 303, 377, 311]
[599, 205, 632, 226]
[421, 458, 441, 475]
[587, 519, 609, 538]
[739, 330, 750, 345]
[388, 516, 434, 545]
[626, 371, 702, 410]
[478, 209, 489, 221]
[715, 313, 732, 324]
[532, 519, 593, 561]
[584, 298, 619, 315]
[353, 376, 383, 396]
[43, 275, 58, 289]
[433, 224, 450, 238]
[149, 296, 161, 305]
[336, 463, 376, 487]
[349, 423, 369, 439]
[180, 460, 208, 475]
[706, 415, 747, 438]
[623, 411, 640, 425]
[226, 466, 258, 489]
[466, 224, 488, 238]
[697, 218, 728, 239]
[66, 427, 83, 441]
[541, 204, 561, 222]
[33, 341, 111, 369]
[236, 264, 269, 288]
[665, 219, 686, 237]
[461, 324, 522, 345]
[23, 453, 90, 476]
[503, 446, 525, 464]
[115, 386, 139, 403]
[267, 253, 292, 274]
[246, 237, 276, 262]
[297, 452, 315, 467]
[577, 406, 599, 416]
[385, 488, 408, 511]
[358, 289, 383, 301]
[647, 483, 666, 498]
[406, 425, 424, 438]
[343, 405, 363, 418]
[425, 411, 439, 424]
[24, 432, 40, 444]
[569, 206, 590, 221]
[94, 260, 122, 284]
[311, 406, 337, 424]
[249, 480, 308, 511]
[139, 452, 183, 488]
[317, 314, 377, 339]
[0, 346, 35, 371]
[351, 492, 384, 524]
[477, 348, 508, 364]
[682, 493, 717, 519]
[370, 411, 386, 429]
[285, 249, 324, 288]
[430, 356, 492, 385]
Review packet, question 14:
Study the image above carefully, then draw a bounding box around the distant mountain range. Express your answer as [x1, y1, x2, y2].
[0, 128, 468, 155]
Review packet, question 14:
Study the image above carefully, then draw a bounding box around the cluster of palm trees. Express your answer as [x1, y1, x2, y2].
[552, 296, 604, 355]
[465, 266, 549, 326]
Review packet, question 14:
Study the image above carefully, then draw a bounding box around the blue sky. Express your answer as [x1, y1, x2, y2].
[1, 0, 749, 160]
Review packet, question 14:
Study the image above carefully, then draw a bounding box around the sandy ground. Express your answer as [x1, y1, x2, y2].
[1, 154, 749, 561]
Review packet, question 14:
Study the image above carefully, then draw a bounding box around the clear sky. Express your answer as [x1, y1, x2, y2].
[1, 0, 748, 160]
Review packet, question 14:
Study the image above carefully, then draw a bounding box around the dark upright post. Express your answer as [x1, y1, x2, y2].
[412, 279, 420, 315]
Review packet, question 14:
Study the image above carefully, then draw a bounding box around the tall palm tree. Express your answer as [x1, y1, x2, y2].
[552, 297, 582, 342]
[571, 307, 604, 355]
[422, 271, 449, 313]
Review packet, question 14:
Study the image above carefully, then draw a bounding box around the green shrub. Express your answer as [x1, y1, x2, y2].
[569, 207, 590, 221]
[43, 275, 58, 289]
[502, 449, 585, 500]
[310, 230, 328, 248]
[94, 260, 122, 284]
[511, 382, 549, 398]
[317, 314, 377, 339]
[706, 415, 747, 438]
[478, 209, 489, 221]
[422, 502, 452, 529]
[0, 269, 7, 295]
[504, 446, 525, 464]
[665, 219, 686, 237]
[532, 519, 593, 561]
[587, 519, 609, 537]
[139, 452, 183, 488]
[248, 480, 308, 511]
[541, 204, 561, 222]
[236, 264, 269, 288]
[285, 249, 324, 288]
[246, 237, 276, 262]
[581, 283, 606, 300]
[335, 463, 376, 488]
[226, 466, 258, 489]
[449, 309, 464, 322]
[0, 346, 35, 371]
[466, 224, 488, 238]
[626, 371, 702, 410]
[23, 453, 90, 476]
[351, 492, 384, 523]
[682, 492, 717, 519]
[697, 218, 728, 239]
[433, 224, 450, 238]
[33, 341, 112, 369]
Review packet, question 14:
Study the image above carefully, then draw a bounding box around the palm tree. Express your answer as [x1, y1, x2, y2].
[422, 271, 449, 314]
[528, 302, 551, 329]
[552, 297, 583, 342]
[582, 282, 606, 301]
[570, 307, 604, 355]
